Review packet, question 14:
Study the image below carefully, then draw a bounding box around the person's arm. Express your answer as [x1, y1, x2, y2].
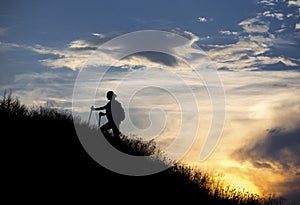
[94, 105, 106, 111]
[91, 103, 107, 111]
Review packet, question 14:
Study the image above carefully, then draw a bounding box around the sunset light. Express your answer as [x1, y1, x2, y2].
[1, 0, 300, 204]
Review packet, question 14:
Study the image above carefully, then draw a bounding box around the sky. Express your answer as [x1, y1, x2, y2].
[1, 0, 300, 203]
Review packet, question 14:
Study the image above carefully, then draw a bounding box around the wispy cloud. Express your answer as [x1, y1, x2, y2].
[0, 26, 15, 37]
[263, 11, 284, 20]
[198, 17, 208, 23]
[0, 42, 20, 52]
[1, 30, 204, 71]
[197, 16, 213, 23]
[0, 34, 116, 70]
[206, 0, 300, 71]
[288, 0, 300, 7]
[92, 33, 105, 38]
[239, 17, 270, 33]
[259, 0, 277, 6]
[206, 33, 298, 70]
[0, 27, 8, 36]
[219, 30, 238, 36]
[1, 70, 76, 108]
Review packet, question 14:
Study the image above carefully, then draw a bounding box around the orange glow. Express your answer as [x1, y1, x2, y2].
[222, 174, 261, 196]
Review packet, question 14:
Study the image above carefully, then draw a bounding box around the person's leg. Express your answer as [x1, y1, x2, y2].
[101, 122, 120, 144]
[98, 112, 105, 127]
[100, 122, 112, 136]
[112, 122, 121, 138]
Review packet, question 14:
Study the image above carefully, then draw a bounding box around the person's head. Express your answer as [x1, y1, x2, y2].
[106, 90, 116, 100]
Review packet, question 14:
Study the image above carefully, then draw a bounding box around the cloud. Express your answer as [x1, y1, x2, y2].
[228, 94, 300, 200]
[0, 27, 8, 36]
[288, 0, 300, 7]
[263, 11, 285, 20]
[126, 51, 179, 67]
[180, 30, 200, 44]
[0, 41, 93, 69]
[236, 126, 300, 171]
[275, 23, 287, 33]
[92, 33, 105, 38]
[68, 39, 97, 50]
[239, 17, 270, 33]
[198, 17, 208, 23]
[219, 30, 239, 36]
[197, 17, 213, 23]
[233, 125, 300, 201]
[0, 34, 118, 70]
[0, 70, 77, 109]
[2, 27, 298, 72]
[206, 4, 300, 71]
[287, 0, 300, 16]
[1, 29, 204, 71]
[184, 70, 300, 199]
[259, 0, 277, 6]
[0, 26, 15, 37]
[0, 42, 27, 52]
[207, 35, 275, 70]
[257, 0, 300, 35]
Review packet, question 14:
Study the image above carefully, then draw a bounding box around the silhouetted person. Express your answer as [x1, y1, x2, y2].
[91, 91, 125, 139]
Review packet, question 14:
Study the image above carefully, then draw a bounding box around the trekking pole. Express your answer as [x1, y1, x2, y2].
[88, 106, 93, 124]
[98, 115, 101, 127]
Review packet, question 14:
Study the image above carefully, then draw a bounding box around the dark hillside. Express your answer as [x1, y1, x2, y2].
[1, 93, 288, 204]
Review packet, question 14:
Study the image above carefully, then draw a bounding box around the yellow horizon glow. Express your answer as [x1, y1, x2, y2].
[222, 173, 261, 196]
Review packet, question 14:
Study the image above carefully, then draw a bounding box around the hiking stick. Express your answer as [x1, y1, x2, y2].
[88, 107, 92, 124]
[98, 115, 101, 127]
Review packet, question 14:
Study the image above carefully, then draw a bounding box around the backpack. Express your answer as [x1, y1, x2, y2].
[111, 100, 125, 123]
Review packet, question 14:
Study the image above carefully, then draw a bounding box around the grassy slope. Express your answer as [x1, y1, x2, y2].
[1, 93, 288, 204]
